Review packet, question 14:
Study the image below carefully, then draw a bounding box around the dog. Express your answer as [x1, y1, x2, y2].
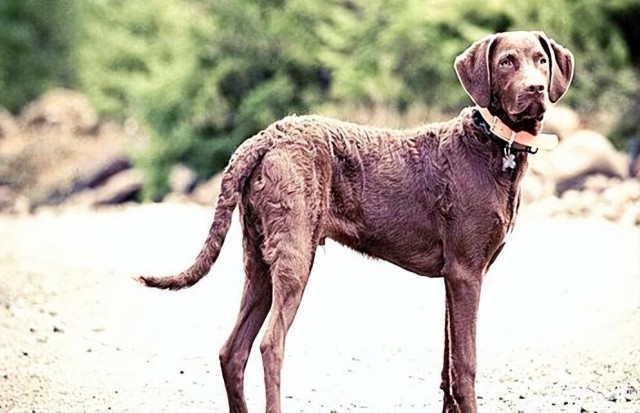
[138, 31, 574, 413]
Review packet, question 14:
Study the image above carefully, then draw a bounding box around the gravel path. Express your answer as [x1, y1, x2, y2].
[1, 203, 639, 413]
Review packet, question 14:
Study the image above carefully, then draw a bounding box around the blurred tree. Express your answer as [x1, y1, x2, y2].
[0, 0, 77, 112]
[504, 0, 637, 130]
[76, 0, 214, 197]
[602, 0, 640, 146]
[318, 0, 504, 111]
[321, 0, 639, 124]
[77, 0, 330, 199]
[5, 0, 634, 196]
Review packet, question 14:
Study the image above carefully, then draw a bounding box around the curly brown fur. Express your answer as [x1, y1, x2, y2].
[138, 31, 574, 413]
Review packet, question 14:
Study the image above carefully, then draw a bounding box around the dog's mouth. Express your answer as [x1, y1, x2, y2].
[509, 99, 546, 123]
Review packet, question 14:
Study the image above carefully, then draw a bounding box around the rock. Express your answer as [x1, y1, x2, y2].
[591, 202, 624, 222]
[631, 157, 640, 179]
[191, 174, 223, 206]
[527, 150, 555, 177]
[169, 164, 198, 195]
[601, 179, 640, 207]
[581, 174, 617, 193]
[0, 185, 17, 211]
[558, 189, 590, 217]
[539, 176, 640, 224]
[628, 136, 640, 178]
[93, 169, 144, 206]
[71, 156, 132, 193]
[543, 105, 581, 139]
[20, 89, 99, 135]
[0, 107, 18, 139]
[0, 185, 31, 214]
[606, 385, 638, 403]
[37, 155, 133, 206]
[619, 203, 640, 226]
[522, 152, 556, 203]
[67, 169, 143, 207]
[521, 172, 552, 204]
[550, 130, 628, 194]
[14, 195, 31, 215]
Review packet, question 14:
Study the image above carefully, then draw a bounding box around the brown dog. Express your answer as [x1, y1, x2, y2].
[139, 31, 574, 413]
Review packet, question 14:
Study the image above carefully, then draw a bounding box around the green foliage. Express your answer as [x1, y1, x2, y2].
[0, 0, 77, 112]
[81, 0, 640, 198]
[75, 0, 204, 119]
[76, 0, 330, 199]
[319, 0, 639, 118]
[503, 0, 637, 119]
[1, 0, 638, 197]
[318, 0, 496, 110]
[75, 0, 214, 197]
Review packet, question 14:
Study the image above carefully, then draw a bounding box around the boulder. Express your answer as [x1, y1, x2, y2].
[71, 156, 133, 193]
[629, 136, 640, 178]
[191, 174, 223, 206]
[0, 108, 18, 139]
[531, 176, 640, 225]
[542, 105, 581, 140]
[549, 130, 628, 194]
[0, 185, 31, 214]
[92, 169, 144, 205]
[581, 174, 617, 193]
[169, 164, 198, 195]
[20, 89, 99, 135]
[523, 151, 556, 203]
[601, 179, 640, 207]
[67, 169, 143, 207]
[631, 158, 640, 179]
[0, 185, 16, 212]
[36, 155, 132, 206]
[521, 172, 553, 204]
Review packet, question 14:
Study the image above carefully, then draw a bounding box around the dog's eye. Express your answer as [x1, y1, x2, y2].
[499, 59, 512, 68]
[540, 57, 548, 65]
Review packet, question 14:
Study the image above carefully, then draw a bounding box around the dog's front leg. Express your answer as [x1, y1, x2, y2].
[441, 264, 482, 413]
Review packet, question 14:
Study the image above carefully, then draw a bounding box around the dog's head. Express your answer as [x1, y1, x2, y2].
[455, 31, 574, 134]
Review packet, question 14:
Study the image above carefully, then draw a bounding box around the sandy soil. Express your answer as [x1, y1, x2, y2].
[1, 203, 639, 413]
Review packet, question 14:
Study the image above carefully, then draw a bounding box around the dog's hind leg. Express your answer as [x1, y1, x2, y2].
[219, 211, 273, 413]
[259, 221, 315, 413]
[253, 153, 318, 413]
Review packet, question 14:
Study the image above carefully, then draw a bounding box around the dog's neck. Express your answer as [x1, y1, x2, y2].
[476, 106, 558, 151]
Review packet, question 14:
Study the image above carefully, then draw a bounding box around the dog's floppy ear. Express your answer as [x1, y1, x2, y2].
[536, 32, 575, 103]
[454, 34, 497, 108]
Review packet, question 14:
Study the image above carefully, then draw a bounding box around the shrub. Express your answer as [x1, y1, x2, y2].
[76, 0, 330, 199]
[67, 0, 639, 197]
[0, 0, 77, 112]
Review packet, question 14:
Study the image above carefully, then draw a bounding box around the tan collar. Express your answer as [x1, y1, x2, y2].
[477, 107, 558, 151]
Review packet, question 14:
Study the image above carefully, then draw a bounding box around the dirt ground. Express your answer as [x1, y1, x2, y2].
[1, 203, 639, 413]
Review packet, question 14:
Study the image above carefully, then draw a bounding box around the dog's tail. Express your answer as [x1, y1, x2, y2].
[136, 133, 272, 290]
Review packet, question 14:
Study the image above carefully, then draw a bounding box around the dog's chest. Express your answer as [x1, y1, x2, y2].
[451, 161, 525, 249]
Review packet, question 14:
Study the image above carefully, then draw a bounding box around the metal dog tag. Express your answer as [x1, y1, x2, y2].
[502, 152, 516, 171]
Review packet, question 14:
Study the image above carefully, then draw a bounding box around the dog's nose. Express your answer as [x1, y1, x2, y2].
[526, 84, 545, 94]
